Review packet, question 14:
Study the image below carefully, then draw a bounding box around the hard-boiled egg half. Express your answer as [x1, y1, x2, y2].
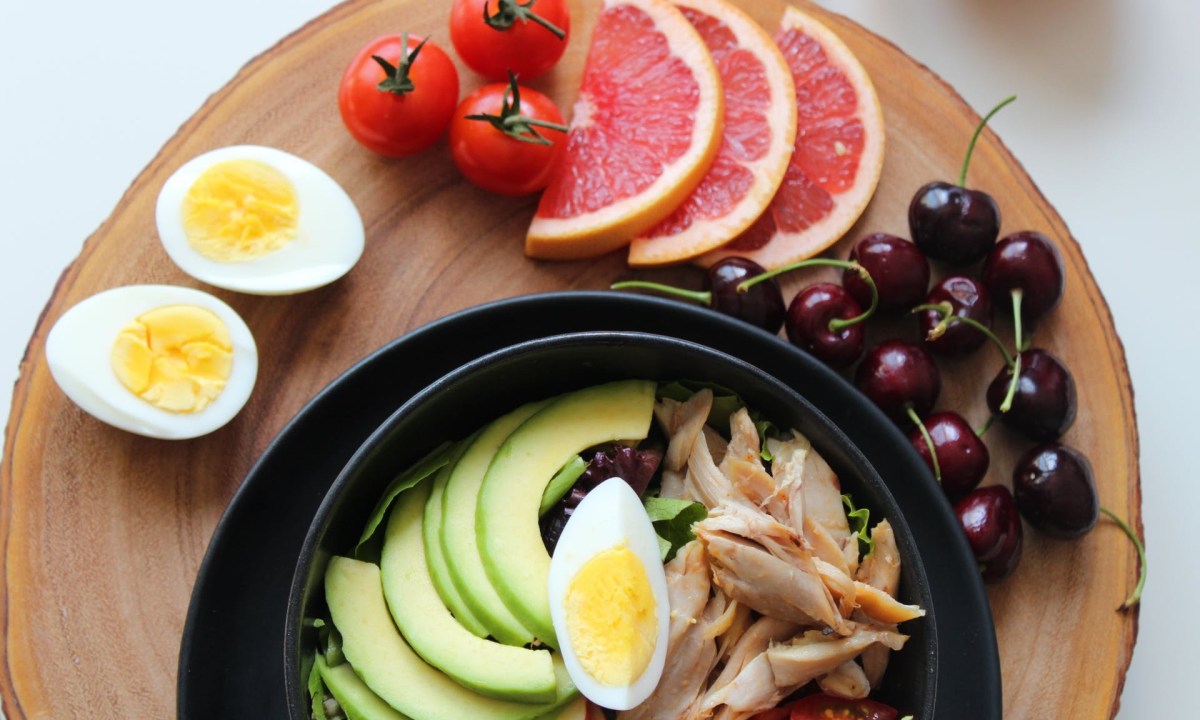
[547, 477, 670, 711]
[156, 145, 364, 295]
[46, 285, 258, 440]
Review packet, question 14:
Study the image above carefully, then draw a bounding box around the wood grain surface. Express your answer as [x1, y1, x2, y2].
[0, 0, 1140, 717]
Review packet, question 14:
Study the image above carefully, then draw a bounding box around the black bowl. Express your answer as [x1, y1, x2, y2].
[284, 331, 936, 718]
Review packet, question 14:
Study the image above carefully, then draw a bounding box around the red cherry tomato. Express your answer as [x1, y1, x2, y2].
[760, 693, 901, 720]
[449, 78, 567, 196]
[450, 0, 571, 80]
[337, 34, 459, 157]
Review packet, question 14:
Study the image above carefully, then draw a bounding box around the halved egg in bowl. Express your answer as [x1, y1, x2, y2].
[283, 330, 953, 719]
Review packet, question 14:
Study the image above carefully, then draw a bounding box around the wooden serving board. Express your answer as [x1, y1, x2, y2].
[0, 0, 1140, 717]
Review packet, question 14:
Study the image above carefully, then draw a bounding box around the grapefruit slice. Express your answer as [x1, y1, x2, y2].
[525, 0, 724, 261]
[626, 0, 797, 267]
[699, 5, 885, 270]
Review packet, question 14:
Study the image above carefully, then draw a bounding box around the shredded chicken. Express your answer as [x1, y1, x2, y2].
[817, 659, 871, 699]
[855, 521, 903, 686]
[620, 542, 723, 720]
[695, 503, 848, 633]
[657, 390, 713, 473]
[621, 401, 922, 719]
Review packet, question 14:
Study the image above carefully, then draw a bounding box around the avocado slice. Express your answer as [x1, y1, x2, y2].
[314, 652, 410, 720]
[477, 379, 656, 647]
[382, 481, 559, 703]
[325, 556, 576, 720]
[536, 696, 587, 720]
[423, 458, 491, 639]
[440, 400, 549, 646]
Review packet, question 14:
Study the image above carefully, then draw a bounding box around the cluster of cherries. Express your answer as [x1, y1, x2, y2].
[615, 97, 1144, 606]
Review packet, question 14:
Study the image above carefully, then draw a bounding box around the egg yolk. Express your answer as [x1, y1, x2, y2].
[564, 545, 658, 686]
[110, 305, 233, 413]
[181, 159, 299, 261]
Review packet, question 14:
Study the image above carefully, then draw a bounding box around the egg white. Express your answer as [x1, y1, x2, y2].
[155, 145, 364, 295]
[45, 285, 258, 440]
[547, 477, 670, 711]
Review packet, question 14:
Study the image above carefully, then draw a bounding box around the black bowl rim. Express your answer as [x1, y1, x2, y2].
[177, 289, 1000, 719]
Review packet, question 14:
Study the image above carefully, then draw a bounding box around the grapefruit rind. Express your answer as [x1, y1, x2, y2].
[627, 0, 797, 267]
[698, 5, 885, 270]
[525, 0, 724, 261]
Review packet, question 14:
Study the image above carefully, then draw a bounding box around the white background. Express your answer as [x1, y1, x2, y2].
[0, 0, 1193, 717]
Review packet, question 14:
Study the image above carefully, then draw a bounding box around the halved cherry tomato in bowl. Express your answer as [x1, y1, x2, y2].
[450, 0, 571, 80]
[449, 74, 567, 196]
[751, 693, 903, 720]
[338, 34, 459, 157]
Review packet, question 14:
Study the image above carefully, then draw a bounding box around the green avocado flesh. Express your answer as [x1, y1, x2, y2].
[439, 401, 548, 646]
[382, 481, 559, 703]
[477, 379, 656, 647]
[315, 653, 410, 720]
[422, 458, 491, 639]
[537, 696, 587, 720]
[325, 556, 576, 720]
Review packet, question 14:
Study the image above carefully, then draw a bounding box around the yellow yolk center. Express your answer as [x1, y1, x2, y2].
[564, 545, 658, 686]
[181, 159, 299, 261]
[110, 305, 234, 413]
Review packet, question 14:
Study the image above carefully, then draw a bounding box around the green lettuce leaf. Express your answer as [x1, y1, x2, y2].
[308, 654, 330, 720]
[643, 496, 708, 562]
[538, 455, 589, 517]
[355, 440, 456, 558]
[842, 493, 874, 558]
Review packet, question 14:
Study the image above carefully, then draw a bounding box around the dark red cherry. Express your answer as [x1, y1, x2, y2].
[611, 257, 786, 334]
[954, 485, 1023, 582]
[986, 349, 1076, 441]
[917, 275, 994, 356]
[707, 258, 787, 333]
[981, 231, 1064, 322]
[908, 411, 990, 499]
[844, 233, 930, 311]
[855, 339, 941, 422]
[1012, 443, 1098, 539]
[785, 283, 866, 369]
[908, 181, 1001, 266]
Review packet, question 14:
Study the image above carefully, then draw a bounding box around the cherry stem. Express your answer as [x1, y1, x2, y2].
[906, 405, 941, 482]
[999, 289, 1024, 413]
[911, 302, 1014, 367]
[959, 95, 1016, 187]
[610, 280, 711, 307]
[484, 0, 567, 40]
[736, 258, 878, 331]
[976, 414, 996, 437]
[1099, 507, 1146, 611]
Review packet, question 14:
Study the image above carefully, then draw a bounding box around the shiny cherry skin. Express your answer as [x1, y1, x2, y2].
[917, 275, 994, 356]
[707, 257, 786, 334]
[907, 411, 990, 499]
[855, 339, 941, 422]
[986, 349, 1076, 441]
[843, 233, 931, 311]
[981, 231, 1064, 322]
[1012, 443, 1098, 539]
[954, 484, 1023, 582]
[785, 283, 865, 369]
[908, 181, 1001, 266]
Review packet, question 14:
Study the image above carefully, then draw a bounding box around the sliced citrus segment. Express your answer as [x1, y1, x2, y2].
[700, 5, 884, 270]
[627, 0, 796, 267]
[526, 0, 723, 260]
